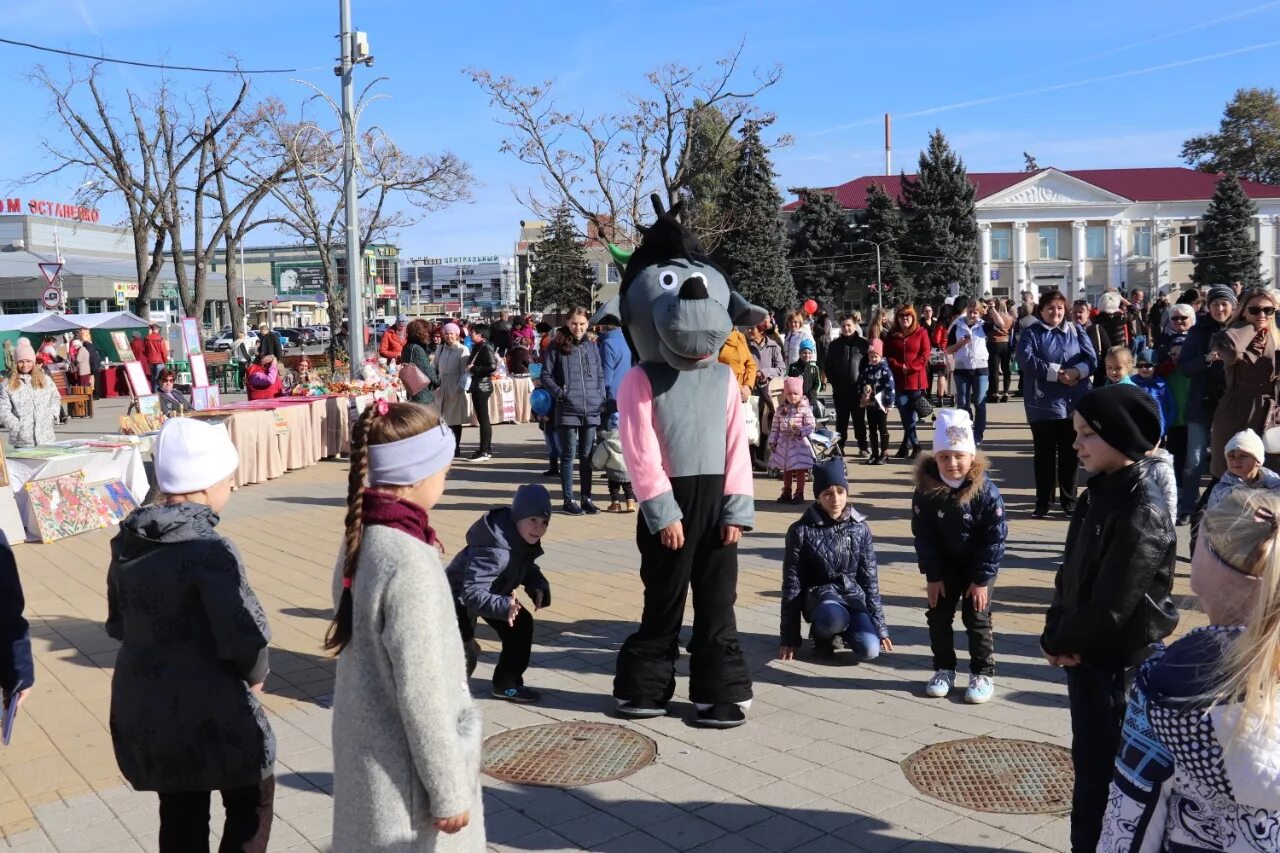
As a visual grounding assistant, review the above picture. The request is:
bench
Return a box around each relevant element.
[204,350,238,393]
[52,371,94,418]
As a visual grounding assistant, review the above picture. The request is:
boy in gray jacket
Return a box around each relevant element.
[448,484,552,703]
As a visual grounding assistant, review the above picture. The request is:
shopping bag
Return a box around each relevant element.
[743,395,761,446]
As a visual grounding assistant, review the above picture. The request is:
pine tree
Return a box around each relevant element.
[855,184,912,307]
[1193,174,1264,287]
[529,205,596,311]
[679,101,738,253]
[715,119,796,312]
[787,188,851,308]
[899,129,979,305]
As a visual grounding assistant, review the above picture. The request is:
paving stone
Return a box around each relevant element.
[736,812,825,850]
[543,809,631,849]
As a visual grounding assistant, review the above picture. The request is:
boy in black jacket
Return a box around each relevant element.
[447,484,553,703]
[1041,383,1178,853]
[912,409,1005,705]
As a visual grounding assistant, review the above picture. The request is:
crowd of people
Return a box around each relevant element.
[3,281,1280,852]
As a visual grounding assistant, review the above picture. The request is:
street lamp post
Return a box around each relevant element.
[853,236,890,312]
[338,0,366,370]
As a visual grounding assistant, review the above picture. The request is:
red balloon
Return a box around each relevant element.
[803,299,818,315]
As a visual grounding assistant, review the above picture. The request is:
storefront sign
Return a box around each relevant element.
[2,198,101,222]
[274,261,326,295]
[437,255,499,265]
[113,281,140,298]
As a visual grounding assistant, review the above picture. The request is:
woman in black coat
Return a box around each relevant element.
[539,307,606,514]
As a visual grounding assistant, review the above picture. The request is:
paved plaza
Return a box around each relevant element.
[0,400,1206,852]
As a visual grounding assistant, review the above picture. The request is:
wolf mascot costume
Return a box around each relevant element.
[596,195,766,728]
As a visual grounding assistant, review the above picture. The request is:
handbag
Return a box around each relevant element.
[742,395,761,446]
[912,393,934,420]
[459,373,472,393]
[398,363,431,397]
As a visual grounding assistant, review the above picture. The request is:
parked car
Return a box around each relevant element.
[277,328,314,349]
[303,325,330,343]
[206,330,259,352]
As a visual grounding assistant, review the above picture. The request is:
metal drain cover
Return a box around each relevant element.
[482,722,657,788]
[901,737,1073,814]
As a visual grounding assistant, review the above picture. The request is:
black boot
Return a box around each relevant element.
[893,441,910,459]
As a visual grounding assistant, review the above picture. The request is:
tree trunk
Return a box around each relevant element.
[223,234,244,336]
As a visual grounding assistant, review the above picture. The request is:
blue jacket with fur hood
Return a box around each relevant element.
[780,504,888,647]
[911,453,1007,587]
[446,508,551,621]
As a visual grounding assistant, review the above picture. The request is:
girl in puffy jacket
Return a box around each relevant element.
[769,377,816,503]
[540,308,606,515]
[778,458,891,661]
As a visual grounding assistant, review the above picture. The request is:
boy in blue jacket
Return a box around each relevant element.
[778,459,893,661]
[0,531,33,724]
[912,409,1006,704]
[447,484,552,703]
[1130,348,1173,441]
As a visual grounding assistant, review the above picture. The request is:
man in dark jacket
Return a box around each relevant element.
[1,532,32,725]
[1175,285,1235,523]
[446,485,552,703]
[489,310,512,357]
[1041,384,1178,853]
[256,323,283,362]
[824,314,870,457]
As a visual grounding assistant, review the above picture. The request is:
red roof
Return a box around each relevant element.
[781,167,1280,211]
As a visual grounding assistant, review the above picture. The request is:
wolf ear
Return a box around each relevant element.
[592,297,622,326]
[728,291,768,327]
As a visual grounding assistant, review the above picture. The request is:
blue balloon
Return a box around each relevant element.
[530,388,553,417]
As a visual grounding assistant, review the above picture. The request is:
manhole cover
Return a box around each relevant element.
[901,737,1073,814]
[482,722,657,788]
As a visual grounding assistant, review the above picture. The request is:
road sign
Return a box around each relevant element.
[990,270,1000,281]
[41,287,61,308]
[38,262,62,285]
[314,293,326,304]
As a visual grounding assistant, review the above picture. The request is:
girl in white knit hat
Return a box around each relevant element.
[1207,428,1280,510]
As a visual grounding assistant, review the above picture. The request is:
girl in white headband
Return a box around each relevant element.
[325,400,485,850]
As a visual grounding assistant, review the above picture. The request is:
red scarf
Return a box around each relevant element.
[363,489,440,549]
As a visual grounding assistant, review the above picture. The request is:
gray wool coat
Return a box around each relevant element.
[106,503,274,793]
[0,373,60,448]
[331,526,485,852]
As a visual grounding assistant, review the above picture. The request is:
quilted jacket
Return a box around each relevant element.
[1014,320,1098,423]
[911,454,1006,587]
[768,399,816,472]
[780,504,888,647]
[444,508,551,622]
[856,360,895,410]
[1041,458,1179,666]
[540,333,605,428]
[1099,626,1280,853]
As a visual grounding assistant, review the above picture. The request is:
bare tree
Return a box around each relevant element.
[468,42,786,243]
[259,81,474,359]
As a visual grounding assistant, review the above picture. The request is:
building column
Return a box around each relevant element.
[1012,221,1028,294]
[1257,215,1278,287]
[1108,219,1128,291]
[75,298,87,314]
[978,222,992,293]
[1154,218,1171,292]
[1072,220,1088,296]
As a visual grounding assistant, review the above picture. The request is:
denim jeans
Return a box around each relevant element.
[557,425,597,501]
[810,602,879,661]
[952,369,989,442]
[1179,420,1210,517]
[895,390,923,450]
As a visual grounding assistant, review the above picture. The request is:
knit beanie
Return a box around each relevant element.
[868,339,883,356]
[1098,291,1122,314]
[782,376,804,395]
[1136,348,1157,366]
[933,409,976,455]
[799,338,815,353]
[1074,384,1162,461]
[14,338,35,362]
[443,322,460,336]
[812,458,848,496]
[1226,429,1265,465]
[512,483,552,522]
[154,418,240,495]
[1207,285,1238,307]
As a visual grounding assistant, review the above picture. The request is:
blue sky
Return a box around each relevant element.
[1,0,1278,257]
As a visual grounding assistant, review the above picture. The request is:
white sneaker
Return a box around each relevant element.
[925,669,956,698]
[965,674,995,704]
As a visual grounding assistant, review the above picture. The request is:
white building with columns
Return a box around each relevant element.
[783,167,1280,304]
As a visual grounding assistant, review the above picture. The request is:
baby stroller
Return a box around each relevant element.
[807,428,841,465]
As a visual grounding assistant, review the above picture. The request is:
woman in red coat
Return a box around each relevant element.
[245,354,283,401]
[883,305,930,458]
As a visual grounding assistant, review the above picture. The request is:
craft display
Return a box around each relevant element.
[90,479,138,523]
[180,318,201,357]
[124,361,151,396]
[137,395,161,419]
[111,331,135,362]
[188,353,209,388]
[24,472,110,544]
[190,386,221,411]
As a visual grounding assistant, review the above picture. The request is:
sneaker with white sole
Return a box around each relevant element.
[964,674,995,704]
[924,669,956,698]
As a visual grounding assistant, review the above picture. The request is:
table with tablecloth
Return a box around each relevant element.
[97,365,133,398]
[205,397,349,486]
[469,375,534,426]
[7,445,149,541]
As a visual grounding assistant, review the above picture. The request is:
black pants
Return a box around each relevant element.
[608,478,636,502]
[832,389,867,452]
[614,475,752,706]
[456,602,533,691]
[1029,418,1078,509]
[1066,664,1132,853]
[157,776,274,853]
[450,424,463,457]
[987,342,1011,396]
[470,388,492,454]
[866,405,890,457]
[925,567,994,675]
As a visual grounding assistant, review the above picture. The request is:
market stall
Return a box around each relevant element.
[6,441,148,542]
[0,312,83,355]
[470,375,535,426]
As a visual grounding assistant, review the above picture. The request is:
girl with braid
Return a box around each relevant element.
[326,401,485,851]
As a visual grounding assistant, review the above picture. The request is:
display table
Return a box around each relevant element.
[198,396,351,487]
[469,376,534,426]
[7,446,148,541]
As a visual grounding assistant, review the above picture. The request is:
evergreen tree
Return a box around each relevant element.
[715,119,796,312]
[787,188,851,308]
[1182,88,1280,185]
[529,205,596,311]
[855,184,912,306]
[1193,174,1264,287]
[899,129,979,305]
[679,101,738,252]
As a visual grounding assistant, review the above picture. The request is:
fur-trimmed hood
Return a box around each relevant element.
[913,451,990,505]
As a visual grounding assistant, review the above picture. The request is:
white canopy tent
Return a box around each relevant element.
[62,311,150,330]
[0,312,83,334]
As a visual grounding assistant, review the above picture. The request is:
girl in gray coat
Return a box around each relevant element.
[326,401,483,851]
[0,339,60,448]
[107,418,274,852]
